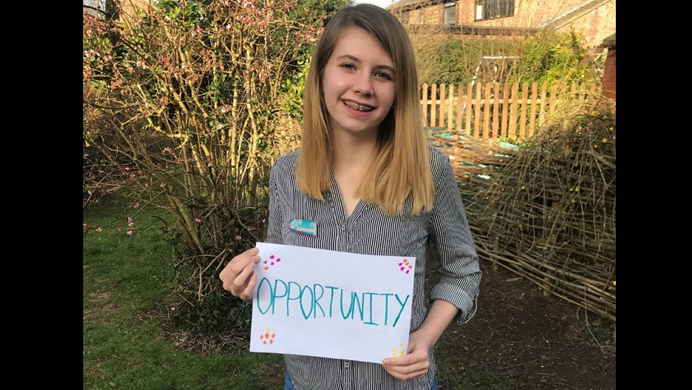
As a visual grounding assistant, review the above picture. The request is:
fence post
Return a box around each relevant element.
[430,84,437,128]
[538,82,548,128]
[421,83,428,127]
[439,83,446,127]
[528,82,538,138]
[447,84,454,131]
[465,83,473,134]
[509,82,518,140]
[456,83,463,134]
[492,83,500,140]
[519,82,529,139]
[471,83,480,138]
[501,82,510,139]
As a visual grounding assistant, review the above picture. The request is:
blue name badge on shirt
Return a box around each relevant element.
[289,218,317,236]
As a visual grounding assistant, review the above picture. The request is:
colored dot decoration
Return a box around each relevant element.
[262,254,282,271]
[259,327,277,345]
[391,343,405,356]
[398,259,413,274]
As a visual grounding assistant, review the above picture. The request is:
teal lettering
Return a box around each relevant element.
[256,278,410,328]
[287,281,301,316]
[364,292,379,326]
[339,289,354,319]
[325,286,338,317]
[300,284,313,319]
[381,293,394,326]
[392,294,410,328]
[312,284,326,318]
[256,277,273,315]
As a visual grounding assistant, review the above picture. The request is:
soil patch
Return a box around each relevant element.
[429,255,616,390]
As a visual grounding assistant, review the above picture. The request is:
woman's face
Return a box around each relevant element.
[322,27,396,139]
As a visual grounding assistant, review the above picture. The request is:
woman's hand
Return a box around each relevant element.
[381,330,431,381]
[219,247,261,301]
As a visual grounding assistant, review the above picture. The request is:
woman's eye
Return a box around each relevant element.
[340,63,355,70]
[375,71,392,80]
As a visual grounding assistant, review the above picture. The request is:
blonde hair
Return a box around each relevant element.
[295,4,434,216]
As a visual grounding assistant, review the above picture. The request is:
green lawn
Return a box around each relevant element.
[83,194,284,390]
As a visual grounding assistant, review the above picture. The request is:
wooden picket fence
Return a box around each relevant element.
[421,81,602,140]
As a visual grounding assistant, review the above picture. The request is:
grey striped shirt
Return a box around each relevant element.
[266,146,482,390]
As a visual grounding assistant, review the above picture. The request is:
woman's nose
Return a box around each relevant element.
[353,73,374,96]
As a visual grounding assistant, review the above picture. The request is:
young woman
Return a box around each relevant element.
[220,4,482,390]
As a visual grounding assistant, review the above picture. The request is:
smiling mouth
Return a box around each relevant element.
[343,101,374,112]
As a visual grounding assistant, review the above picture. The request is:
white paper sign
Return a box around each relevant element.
[249,242,416,364]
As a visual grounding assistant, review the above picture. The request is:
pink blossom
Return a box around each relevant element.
[95,227,102,233]
[195,218,201,223]
[127,230,133,236]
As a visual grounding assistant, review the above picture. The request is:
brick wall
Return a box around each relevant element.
[395,0,615,50]
[602,48,616,100]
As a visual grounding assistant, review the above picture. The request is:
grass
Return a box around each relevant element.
[83,193,285,390]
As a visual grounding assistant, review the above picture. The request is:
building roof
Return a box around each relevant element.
[537,0,612,30]
[388,0,445,12]
[601,33,616,48]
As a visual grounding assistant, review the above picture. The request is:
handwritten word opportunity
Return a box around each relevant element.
[256,277,410,328]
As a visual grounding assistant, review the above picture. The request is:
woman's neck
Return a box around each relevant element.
[331,133,377,219]
[331,129,378,169]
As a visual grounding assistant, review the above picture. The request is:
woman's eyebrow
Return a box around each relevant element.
[334,54,359,62]
[334,54,395,73]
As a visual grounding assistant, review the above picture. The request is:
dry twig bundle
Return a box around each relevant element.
[430,103,616,323]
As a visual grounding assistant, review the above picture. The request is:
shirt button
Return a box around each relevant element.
[341,224,345,231]
[344,361,350,369]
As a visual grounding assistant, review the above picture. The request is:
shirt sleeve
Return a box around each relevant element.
[428,149,483,324]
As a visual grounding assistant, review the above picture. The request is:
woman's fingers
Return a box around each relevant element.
[220,248,260,299]
[240,273,258,301]
[234,261,258,300]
